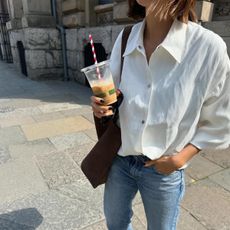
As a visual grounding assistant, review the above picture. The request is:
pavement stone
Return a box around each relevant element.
[201,148,230,168]
[133,202,147,227]
[32,111,65,122]
[0,98,45,109]
[82,113,95,124]
[83,128,98,142]
[0,218,34,230]
[38,102,81,113]
[9,139,56,160]
[65,143,97,166]
[186,154,223,180]
[0,180,104,230]
[0,126,26,146]
[209,168,230,192]
[61,107,92,118]
[177,208,207,230]
[0,106,42,119]
[184,172,196,185]
[181,179,230,230]
[0,116,35,128]
[49,132,93,151]
[0,158,48,203]
[0,146,11,165]
[21,116,94,141]
[36,150,85,189]
[80,220,108,230]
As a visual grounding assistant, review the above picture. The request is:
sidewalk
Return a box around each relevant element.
[0,61,229,230]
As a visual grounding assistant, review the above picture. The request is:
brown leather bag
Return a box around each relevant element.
[80,26,133,188]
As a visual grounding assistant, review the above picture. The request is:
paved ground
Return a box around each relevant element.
[0,61,229,230]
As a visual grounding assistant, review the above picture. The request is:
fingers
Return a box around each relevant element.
[144,159,157,167]
[90,96,113,118]
[90,96,105,104]
[144,156,169,167]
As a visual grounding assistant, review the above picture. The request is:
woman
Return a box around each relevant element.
[91,0,230,229]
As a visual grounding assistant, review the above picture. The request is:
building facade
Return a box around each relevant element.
[0,0,229,85]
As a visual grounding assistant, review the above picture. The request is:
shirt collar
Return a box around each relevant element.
[123,18,188,63]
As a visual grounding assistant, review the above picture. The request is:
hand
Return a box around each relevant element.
[144,155,186,175]
[90,96,113,118]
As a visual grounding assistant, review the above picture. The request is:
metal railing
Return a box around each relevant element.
[0,13,13,63]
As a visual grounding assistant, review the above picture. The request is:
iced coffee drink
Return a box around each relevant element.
[81,61,117,105]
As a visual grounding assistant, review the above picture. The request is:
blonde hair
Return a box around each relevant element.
[129,0,198,23]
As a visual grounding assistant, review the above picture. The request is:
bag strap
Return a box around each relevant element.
[120,26,133,80]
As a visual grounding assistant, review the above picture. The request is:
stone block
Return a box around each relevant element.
[48,29,61,50]
[209,168,230,192]
[36,150,84,188]
[195,1,214,22]
[32,111,65,123]
[96,10,113,26]
[7,0,23,19]
[213,0,230,20]
[201,147,230,168]
[62,0,85,14]
[0,126,26,146]
[38,102,81,114]
[6,19,22,31]
[63,12,85,28]
[95,3,114,13]
[22,0,52,15]
[67,51,78,69]
[66,29,77,50]
[203,20,230,36]
[26,67,64,80]
[21,116,94,141]
[26,50,46,69]
[74,69,87,85]
[21,15,56,28]
[0,158,48,203]
[24,28,49,50]
[0,180,104,229]
[0,116,35,128]
[186,154,222,180]
[9,30,25,48]
[46,50,63,68]
[0,146,10,165]
[181,179,230,229]
[177,208,207,230]
[49,131,93,151]
[79,26,112,54]
[113,1,133,23]
[9,139,56,160]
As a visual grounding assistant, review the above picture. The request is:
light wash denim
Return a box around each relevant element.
[104,155,185,230]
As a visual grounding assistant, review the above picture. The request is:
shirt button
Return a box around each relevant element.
[138,45,142,49]
[141,120,145,124]
[147,84,151,88]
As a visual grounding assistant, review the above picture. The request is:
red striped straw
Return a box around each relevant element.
[89,34,102,79]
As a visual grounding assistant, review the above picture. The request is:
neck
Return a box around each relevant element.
[144,12,174,44]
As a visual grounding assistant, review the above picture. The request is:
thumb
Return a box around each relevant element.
[116,89,122,97]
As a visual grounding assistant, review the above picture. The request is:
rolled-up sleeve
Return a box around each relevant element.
[190,48,230,150]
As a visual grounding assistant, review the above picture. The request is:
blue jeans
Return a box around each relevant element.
[104,155,185,230]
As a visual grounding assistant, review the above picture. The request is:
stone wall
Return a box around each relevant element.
[66,24,124,84]
[9,28,63,80]
[213,0,230,20]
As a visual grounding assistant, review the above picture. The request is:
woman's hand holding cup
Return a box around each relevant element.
[90,96,114,118]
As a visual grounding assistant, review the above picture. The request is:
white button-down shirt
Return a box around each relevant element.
[109,19,230,161]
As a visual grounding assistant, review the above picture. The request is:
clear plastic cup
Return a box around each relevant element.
[81,60,117,105]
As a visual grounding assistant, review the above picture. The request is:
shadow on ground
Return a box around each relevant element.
[0,208,43,229]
